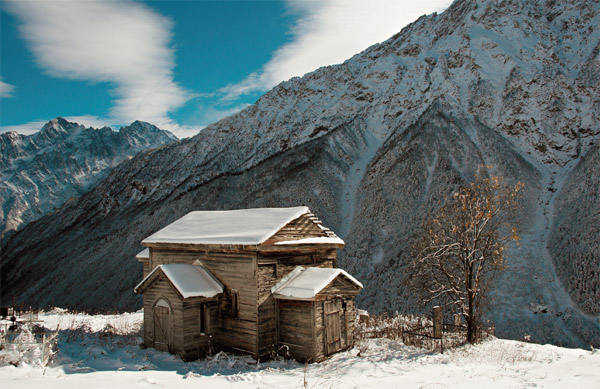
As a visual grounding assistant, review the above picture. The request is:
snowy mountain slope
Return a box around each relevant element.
[0,118,177,238]
[1,0,598,348]
[548,142,600,315]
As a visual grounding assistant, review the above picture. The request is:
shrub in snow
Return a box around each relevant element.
[0,325,57,367]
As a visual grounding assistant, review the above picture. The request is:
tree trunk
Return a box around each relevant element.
[467,263,476,343]
[467,292,475,343]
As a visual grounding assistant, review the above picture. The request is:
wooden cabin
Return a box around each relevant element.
[134,206,362,362]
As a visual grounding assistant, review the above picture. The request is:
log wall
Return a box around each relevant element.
[344,298,357,349]
[150,248,259,356]
[138,258,150,278]
[313,300,326,360]
[256,249,336,357]
[261,214,328,245]
[278,300,315,362]
[141,212,350,362]
[321,277,362,295]
[142,277,184,356]
[181,298,219,361]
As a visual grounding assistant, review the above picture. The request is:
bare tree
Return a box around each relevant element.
[410,168,523,342]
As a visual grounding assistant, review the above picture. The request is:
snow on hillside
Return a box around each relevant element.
[1,310,599,388]
[1,0,598,349]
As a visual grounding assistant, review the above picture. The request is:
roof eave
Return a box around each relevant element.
[273,294,316,301]
[142,241,260,252]
[258,243,344,252]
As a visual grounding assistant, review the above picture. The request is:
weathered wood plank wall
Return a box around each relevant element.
[256,249,336,357]
[142,277,183,355]
[278,300,314,362]
[150,248,259,355]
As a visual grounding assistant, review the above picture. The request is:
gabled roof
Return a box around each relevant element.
[136,248,150,259]
[271,266,363,301]
[134,264,223,299]
[142,207,310,246]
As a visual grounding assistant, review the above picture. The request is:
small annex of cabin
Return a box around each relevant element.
[134,263,223,360]
[272,266,362,362]
[134,206,362,362]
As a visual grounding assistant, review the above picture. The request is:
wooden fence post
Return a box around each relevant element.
[453,314,461,330]
[433,306,443,354]
[433,306,442,338]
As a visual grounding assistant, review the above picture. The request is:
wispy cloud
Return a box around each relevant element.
[0,116,123,137]
[0,78,16,98]
[0,120,48,136]
[4,0,193,125]
[221,0,452,100]
[0,115,203,140]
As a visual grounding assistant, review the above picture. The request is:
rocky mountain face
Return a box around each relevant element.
[1,0,598,347]
[0,118,177,238]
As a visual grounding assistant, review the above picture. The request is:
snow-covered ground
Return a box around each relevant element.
[1,310,598,388]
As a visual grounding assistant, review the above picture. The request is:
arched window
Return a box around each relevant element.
[155,298,171,309]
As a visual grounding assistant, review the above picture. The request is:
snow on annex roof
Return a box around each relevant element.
[134,264,223,299]
[135,248,149,259]
[271,266,363,300]
[143,206,316,246]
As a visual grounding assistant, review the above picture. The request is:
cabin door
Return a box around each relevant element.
[324,299,346,354]
[153,298,172,352]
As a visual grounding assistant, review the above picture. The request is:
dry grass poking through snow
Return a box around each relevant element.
[1,309,599,389]
[354,311,491,354]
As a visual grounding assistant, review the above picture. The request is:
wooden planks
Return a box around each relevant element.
[324,299,343,354]
[320,277,362,296]
[138,209,354,362]
[180,299,219,360]
[142,278,183,354]
[256,248,335,358]
[148,247,260,356]
[138,258,150,278]
[261,214,328,246]
[278,299,314,362]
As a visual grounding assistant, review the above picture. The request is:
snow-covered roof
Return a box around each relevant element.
[134,264,223,299]
[272,266,363,300]
[142,207,310,245]
[135,248,149,259]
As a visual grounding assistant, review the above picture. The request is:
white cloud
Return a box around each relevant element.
[0,116,122,136]
[4,0,193,125]
[162,124,204,140]
[0,120,48,136]
[0,114,204,140]
[221,0,452,100]
[0,78,16,98]
[154,103,249,139]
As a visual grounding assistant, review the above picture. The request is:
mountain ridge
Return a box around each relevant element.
[0,118,177,237]
[1,0,598,348]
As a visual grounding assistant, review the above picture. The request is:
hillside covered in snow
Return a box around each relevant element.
[0,118,177,238]
[1,0,598,349]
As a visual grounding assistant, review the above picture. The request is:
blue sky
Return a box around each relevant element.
[1,0,451,139]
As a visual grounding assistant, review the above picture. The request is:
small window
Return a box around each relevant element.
[155,298,171,309]
[231,290,239,318]
[200,304,210,335]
